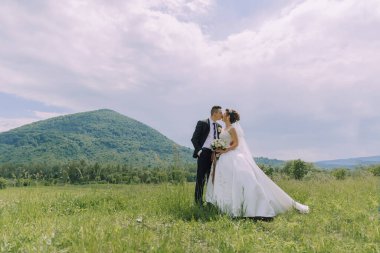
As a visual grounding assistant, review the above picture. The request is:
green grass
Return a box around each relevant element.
[0,178,379,252]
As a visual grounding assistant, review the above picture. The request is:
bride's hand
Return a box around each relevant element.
[217,148,228,154]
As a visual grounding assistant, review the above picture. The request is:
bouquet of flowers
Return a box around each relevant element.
[210,139,226,184]
[211,139,227,151]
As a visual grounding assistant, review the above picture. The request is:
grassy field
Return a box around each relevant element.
[0,177,379,252]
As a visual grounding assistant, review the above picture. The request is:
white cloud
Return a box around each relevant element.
[0,111,67,133]
[32,111,65,119]
[148,0,215,16]
[0,118,37,132]
[0,0,379,160]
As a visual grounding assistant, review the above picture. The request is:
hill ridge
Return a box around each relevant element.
[0,109,192,165]
[315,155,380,169]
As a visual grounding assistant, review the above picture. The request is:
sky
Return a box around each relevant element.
[1,0,379,162]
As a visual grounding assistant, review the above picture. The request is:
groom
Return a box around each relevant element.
[191,105,223,206]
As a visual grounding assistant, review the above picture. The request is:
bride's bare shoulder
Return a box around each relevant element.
[227,127,237,134]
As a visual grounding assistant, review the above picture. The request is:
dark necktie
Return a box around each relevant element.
[213,123,217,139]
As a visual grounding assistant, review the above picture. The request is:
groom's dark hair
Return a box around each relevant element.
[211,105,222,115]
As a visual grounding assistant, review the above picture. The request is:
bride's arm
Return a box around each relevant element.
[220,128,239,153]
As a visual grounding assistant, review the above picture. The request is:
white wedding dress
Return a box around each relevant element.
[206,123,309,217]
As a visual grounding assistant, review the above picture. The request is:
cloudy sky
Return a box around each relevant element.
[1,0,379,162]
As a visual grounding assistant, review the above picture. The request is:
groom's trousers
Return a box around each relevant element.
[195,147,213,205]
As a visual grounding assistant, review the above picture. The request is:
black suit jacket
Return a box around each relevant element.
[191,119,222,158]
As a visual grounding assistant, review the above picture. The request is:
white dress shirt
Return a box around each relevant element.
[198,118,218,156]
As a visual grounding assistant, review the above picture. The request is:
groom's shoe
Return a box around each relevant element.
[195,200,204,207]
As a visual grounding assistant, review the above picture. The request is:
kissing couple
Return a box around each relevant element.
[191,105,309,218]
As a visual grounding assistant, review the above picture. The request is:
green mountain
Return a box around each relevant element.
[0,109,193,166]
[254,157,286,167]
[315,156,380,169]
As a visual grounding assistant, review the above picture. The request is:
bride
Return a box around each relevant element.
[206,109,309,217]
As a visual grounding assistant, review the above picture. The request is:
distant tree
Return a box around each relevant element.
[332,168,347,180]
[169,168,186,184]
[156,170,169,183]
[0,177,7,189]
[370,165,380,176]
[258,164,274,177]
[131,176,141,184]
[283,159,310,180]
[66,161,84,183]
[140,171,152,183]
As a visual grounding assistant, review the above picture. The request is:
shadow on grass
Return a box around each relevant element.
[160,184,274,223]
[168,202,222,222]
[166,201,274,223]
[234,216,274,222]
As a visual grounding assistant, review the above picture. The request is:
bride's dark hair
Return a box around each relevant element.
[226,109,240,123]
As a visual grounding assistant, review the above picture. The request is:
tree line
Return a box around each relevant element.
[0,159,379,189]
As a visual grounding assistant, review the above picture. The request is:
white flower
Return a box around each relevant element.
[211,139,227,150]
